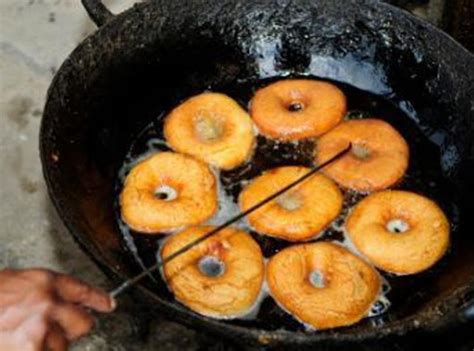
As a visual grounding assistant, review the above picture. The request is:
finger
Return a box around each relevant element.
[51,303,94,340]
[54,274,115,312]
[44,324,68,351]
[19,314,49,346]
[20,269,56,286]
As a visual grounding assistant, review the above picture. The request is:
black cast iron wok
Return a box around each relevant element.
[40,0,474,348]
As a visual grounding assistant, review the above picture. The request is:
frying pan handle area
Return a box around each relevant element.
[81,0,115,27]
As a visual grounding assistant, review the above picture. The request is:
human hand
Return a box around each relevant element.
[0,268,115,351]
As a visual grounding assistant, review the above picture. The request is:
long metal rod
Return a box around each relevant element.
[110,143,352,298]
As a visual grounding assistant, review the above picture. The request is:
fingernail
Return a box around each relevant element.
[110,296,117,311]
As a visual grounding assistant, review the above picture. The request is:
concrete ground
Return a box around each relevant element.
[0,0,446,350]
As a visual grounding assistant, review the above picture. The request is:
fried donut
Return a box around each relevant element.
[250,79,346,140]
[346,190,450,275]
[267,242,381,329]
[239,166,343,241]
[164,92,255,170]
[161,226,265,318]
[315,119,409,192]
[120,152,217,233]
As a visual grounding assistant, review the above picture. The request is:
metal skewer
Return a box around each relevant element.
[109,143,352,298]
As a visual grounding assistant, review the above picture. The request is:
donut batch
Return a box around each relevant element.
[119,79,450,330]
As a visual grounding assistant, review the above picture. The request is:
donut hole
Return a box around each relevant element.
[386,219,410,233]
[352,143,372,160]
[276,192,302,211]
[154,185,178,201]
[369,297,391,317]
[287,101,305,112]
[198,256,225,278]
[309,270,325,288]
[194,113,224,141]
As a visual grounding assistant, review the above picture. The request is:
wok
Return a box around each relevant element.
[40,0,474,348]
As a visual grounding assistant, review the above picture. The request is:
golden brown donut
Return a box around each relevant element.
[315,119,409,192]
[250,79,346,140]
[161,226,265,318]
[120,152,217,233]
[164,92,255,170]
[346,190,450,275]
[239,166,343,241]
[267,242,381,329]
